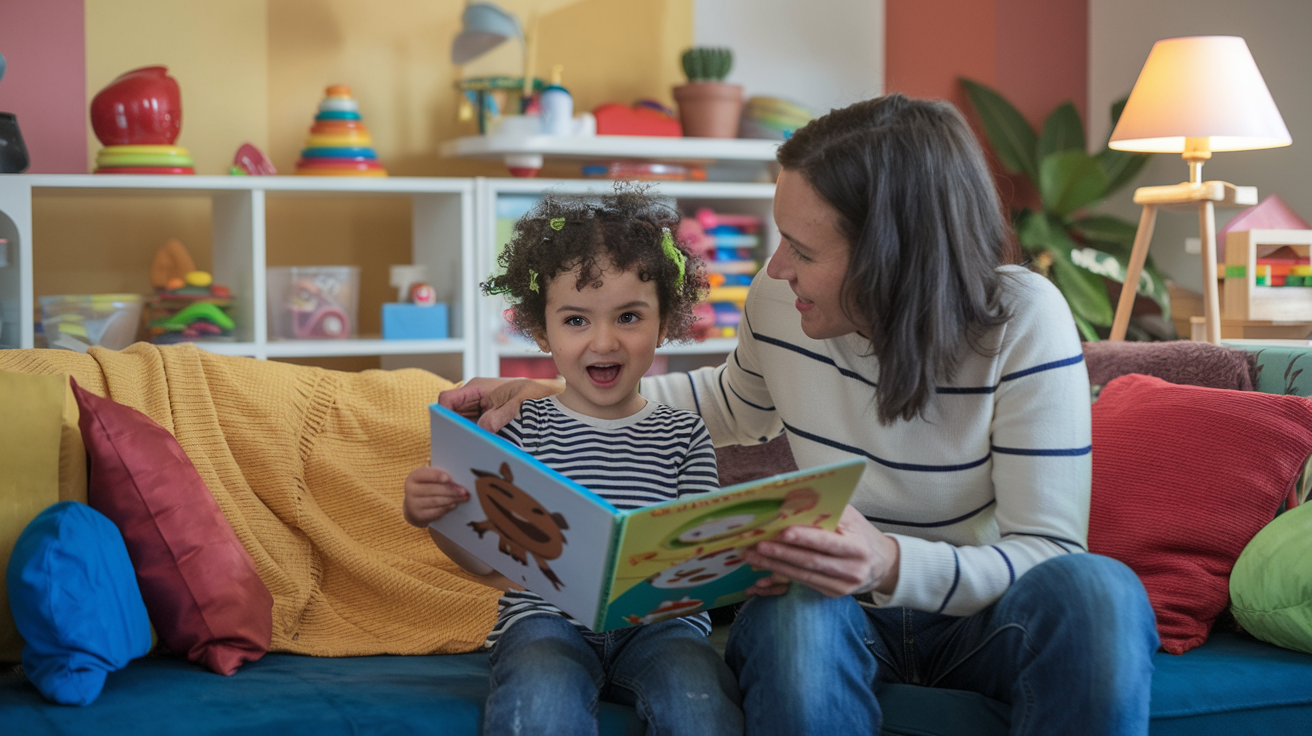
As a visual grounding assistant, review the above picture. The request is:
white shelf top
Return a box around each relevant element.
[8,174,473,195]
[264,337,467,358]
[442,135,780,164]
[484,177,776,200]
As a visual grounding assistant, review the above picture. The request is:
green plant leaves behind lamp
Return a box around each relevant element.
[961,78,1162,341]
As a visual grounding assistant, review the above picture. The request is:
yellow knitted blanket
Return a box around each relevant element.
[0,344,498,656]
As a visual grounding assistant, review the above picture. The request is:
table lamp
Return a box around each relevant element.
[1107,36,1291,344]
[450,2,537,101]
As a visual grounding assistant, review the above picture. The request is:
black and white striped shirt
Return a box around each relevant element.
[485,396,719,646]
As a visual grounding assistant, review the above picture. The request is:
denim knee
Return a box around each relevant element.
[1001,554,1158,653]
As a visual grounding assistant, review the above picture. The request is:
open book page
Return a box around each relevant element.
[427,404,619,625]
[597,459,866,631]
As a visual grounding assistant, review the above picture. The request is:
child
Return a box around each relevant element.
[403,188,744,736]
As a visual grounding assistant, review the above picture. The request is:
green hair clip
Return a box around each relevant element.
[550,217,566,230]
[528,269,540,293]
[661,228,686,289]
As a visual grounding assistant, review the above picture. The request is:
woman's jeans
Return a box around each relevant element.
[484,615,744,736]
[725,554,1159,736]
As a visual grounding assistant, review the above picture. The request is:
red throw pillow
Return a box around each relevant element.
[1089,373,1312,654]
[72,379,272,675]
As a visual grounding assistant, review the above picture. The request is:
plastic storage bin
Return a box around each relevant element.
[40,294,144,352]
[267,266,359,340]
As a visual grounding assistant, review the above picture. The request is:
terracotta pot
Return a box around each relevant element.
[673,82,744,139]
[91,66,182,146]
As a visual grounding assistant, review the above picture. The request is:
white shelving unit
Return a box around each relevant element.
[475,177,778,377]
[0,174,776,381]
[0,175,476,377]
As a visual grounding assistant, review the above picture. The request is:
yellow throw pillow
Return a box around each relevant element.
[0,371,83,663]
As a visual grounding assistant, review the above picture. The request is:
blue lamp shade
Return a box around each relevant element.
[451,2,523,65]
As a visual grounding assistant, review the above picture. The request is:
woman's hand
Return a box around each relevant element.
[743,504,900,598]
[438,377,564,432]
[402,466,470,528]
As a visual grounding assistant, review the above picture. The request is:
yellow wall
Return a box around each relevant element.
[85,0,269,174]
[37,0,692,366]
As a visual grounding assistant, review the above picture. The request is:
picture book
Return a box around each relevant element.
[428,403,866,632]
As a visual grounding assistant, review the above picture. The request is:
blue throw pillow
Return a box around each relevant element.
[6,501,151,705]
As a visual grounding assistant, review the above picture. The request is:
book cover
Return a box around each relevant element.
[428,403,864,631]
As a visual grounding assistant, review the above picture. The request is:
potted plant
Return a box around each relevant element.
[960,79,1167,341]
[673,48,743,139]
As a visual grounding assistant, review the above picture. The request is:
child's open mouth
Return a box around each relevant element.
[586,363,621,386]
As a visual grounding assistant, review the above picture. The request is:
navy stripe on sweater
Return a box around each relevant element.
[992,444,1092,457]
[784,421,991,473]
[936,548,962,614]
[864,499,996,529]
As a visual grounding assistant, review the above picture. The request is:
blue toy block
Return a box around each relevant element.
[382,303,448,340]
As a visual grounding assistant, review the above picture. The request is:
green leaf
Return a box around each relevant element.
[1050,249,1114,326]
[1073,313,1101,342]
[1039,151,1108,218]
[960,78,1039,183]
[1015,209,1051,253]
[1066,244,1172,318]
[1097,148,1152,198]
[1070,214,1138,248]
[1037,102,1085,162]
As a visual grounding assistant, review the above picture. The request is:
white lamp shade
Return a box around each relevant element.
[1109,36,1291,153]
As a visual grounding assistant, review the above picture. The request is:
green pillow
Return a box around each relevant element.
[1231,501,1312,654]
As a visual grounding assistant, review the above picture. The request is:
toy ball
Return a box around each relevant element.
[184,271,213,288]
[409,282,438,307]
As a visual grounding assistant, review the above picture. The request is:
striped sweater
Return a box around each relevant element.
[485,396,719,645]
[641,265,1092,617]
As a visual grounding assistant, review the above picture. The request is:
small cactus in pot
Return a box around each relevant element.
[681,48,733,83]
[673,47,743,138]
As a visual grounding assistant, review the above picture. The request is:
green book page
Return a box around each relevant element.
[595,458,865,631]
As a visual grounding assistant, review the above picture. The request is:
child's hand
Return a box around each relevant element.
[403,467,470,528]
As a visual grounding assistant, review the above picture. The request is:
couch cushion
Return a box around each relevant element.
[73,378,273,676]
[6,501,151,706]
[0,370,81,664]
[1088,374,1312,654]
[1230,501,1312,655]
[1,632,1308,735]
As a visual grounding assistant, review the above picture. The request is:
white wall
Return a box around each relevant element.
[1090,0,1312,293]
[693,0,884,116]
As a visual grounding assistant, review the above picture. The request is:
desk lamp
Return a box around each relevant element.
[1108,36,1290,343]
[451,2,537,101]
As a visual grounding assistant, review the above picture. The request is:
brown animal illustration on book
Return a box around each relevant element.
[468,461,569,590]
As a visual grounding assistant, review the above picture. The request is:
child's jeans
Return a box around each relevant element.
[725,553,1159,736]
[484,614,744,736]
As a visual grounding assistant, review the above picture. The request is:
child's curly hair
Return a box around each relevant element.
[482,186,708,342]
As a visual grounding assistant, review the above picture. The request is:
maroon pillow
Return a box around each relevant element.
[1089,373,1312,654]
[72,379,272,675]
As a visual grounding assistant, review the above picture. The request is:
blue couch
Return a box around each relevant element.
[4,341,1312,734]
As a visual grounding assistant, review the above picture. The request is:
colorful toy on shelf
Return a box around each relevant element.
[91,67,194,175]
[593,102,682,137]
[382,264,447,340]
[230,142,276,175]
[581,162,705,181]
[294,85,387,177]
[456,76,546,134]
[739,96,814,140]
[267,266,358,340]
[539,66,574,136]
[686,208,762,339]
[144,239,235,344]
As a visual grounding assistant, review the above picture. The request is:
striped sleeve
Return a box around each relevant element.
[643,275,784,447]
[677,419,720,497]
[876,274,1092,616]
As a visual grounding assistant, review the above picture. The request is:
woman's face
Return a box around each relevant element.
[767,169,861,340]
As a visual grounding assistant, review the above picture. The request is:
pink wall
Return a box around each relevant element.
[885,0,1088,210]
[0,0,87,174]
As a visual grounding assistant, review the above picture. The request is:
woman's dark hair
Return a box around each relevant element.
[777,93,1014,425]
[481,186,707,342]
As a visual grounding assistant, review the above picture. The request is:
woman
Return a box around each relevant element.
[444,94,1159,736]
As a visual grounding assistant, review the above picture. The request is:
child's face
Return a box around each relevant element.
[535,259,665,420]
